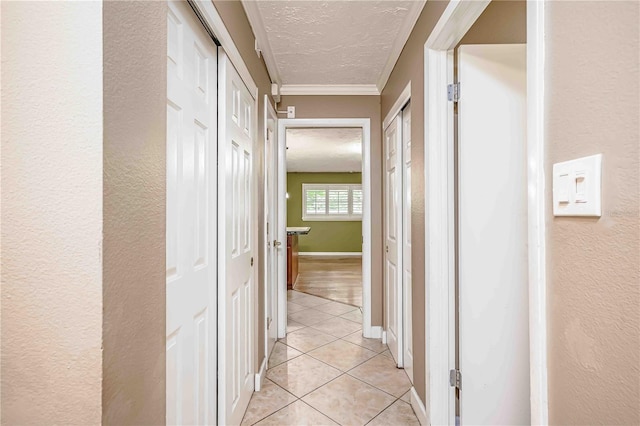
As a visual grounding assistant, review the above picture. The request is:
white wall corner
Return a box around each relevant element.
[364,325,383,339]
[410,387,429,426]
[271,83,280,103]
[255,357,267,391]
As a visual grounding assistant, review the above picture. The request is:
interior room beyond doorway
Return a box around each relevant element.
[285,127,364,308]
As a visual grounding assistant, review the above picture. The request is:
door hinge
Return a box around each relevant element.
[449,369,462,389]
[267,317,272,330]
[447,83,460,102]
[251,257,254,267]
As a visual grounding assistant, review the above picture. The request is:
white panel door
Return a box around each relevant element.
[384,115,403,367]
[401,103,413,382]
[264,97,278,358]
[218,51,255,426]
[166,1,217,424]
[458,44,529,425]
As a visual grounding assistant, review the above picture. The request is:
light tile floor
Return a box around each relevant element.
[242,290,419,426]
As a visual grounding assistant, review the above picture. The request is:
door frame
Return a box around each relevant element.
[381,82,411,370]
[263,94,278,373]
[422,1,548,425]
[276,118,373,338]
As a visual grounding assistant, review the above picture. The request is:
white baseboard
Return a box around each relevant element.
[299,252,362,257]
[363,325,383,339]
[255,357,267,391]
[410,386,429,426]
[382,330,388,345]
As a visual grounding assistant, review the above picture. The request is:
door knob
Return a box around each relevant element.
[274,240,282,247]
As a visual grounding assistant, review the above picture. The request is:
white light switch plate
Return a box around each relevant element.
[552,154,602,217]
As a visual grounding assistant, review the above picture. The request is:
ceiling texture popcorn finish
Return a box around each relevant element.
[243,0,426,94]
[286,128,363,172]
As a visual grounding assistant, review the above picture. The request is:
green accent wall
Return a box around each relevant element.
[287,172,362,253]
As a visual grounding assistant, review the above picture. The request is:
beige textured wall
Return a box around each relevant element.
[1,2,103,423]
[459,0,526,45]
[546,2,640,424]
[279,95,383,326]
[213,0,274,368]
[380,0,450,405]
[102,2,167,424]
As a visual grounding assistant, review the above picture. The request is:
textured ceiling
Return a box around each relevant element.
[286,128,363,172]
[254,1,415,85]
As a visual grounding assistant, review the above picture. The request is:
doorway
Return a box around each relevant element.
[286,127,363,308]
[275,119,374,339]
[423,1,546,424]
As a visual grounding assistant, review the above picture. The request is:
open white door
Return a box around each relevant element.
[264,96,278,359]
[383,115,403,367]
[458,44,529,425]
[218,51,256,425]
[401,103,413,382]
[166,1,217,424]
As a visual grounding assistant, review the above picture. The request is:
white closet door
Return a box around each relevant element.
[218,51,256,426]
[384,115,403,367]
[166,1,217,424]
[458,44,529,425]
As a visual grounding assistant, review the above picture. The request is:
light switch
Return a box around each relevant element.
[558,173,570,203]
[574,171,587,203]
[553,154,602,217]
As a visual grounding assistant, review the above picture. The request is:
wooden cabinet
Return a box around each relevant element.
[287,234,299,289]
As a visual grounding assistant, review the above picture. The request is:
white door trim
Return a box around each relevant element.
[423,1,490,425]
[383,113,404,367]
[189,0,259,99]
[423,0,548,425]
[382,81,411,130]
[526,1,549,423]
[260,94,278,391]
[276,118,373,338]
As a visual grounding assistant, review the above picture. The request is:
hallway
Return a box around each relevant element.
[241,290,417,425]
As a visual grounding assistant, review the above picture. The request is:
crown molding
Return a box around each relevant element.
[280,84,380,96]
[241,0,282,86]
[377,0,427,92]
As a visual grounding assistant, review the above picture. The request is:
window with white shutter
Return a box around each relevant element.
[302,183,363,221]
[352,189,363,215]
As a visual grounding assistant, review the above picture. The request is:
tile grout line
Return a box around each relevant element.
[362,396,402,426]
[254,294,413,425]
[244,379,301,425]
[271,339,406,416]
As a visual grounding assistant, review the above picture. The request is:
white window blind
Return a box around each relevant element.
[302,183,363,221]
[352,189,363,215]
[305,188,326,215]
